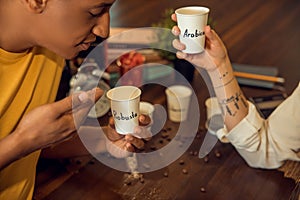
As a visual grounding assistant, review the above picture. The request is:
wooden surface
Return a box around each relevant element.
[34,0,300,199]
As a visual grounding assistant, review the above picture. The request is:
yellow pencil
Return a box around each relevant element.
[233,71,285,83]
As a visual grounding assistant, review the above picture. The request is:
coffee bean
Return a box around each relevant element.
[88,159,95,165]
[215,150,221,158]
[182,169,188,174]
[161,132,169,138]
[204,156,209,163]
[124,179,131,185]
[163,172,169,177]
[179,159,185,165]
[139,178,145,183]
[150,145,156,150]
[200,187,206,193]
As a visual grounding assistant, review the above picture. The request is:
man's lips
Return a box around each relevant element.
[79,42,91,51]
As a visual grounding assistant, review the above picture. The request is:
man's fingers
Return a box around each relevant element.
[51,88,103,116]
[73,87,103,110]
[125,135,145,149]
[138,114,151,126]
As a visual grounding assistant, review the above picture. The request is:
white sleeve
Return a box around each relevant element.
[219,83,300,169]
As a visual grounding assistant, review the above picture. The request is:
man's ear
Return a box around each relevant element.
[24,0,48,13]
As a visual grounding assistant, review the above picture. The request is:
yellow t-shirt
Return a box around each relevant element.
[0,47,64,200]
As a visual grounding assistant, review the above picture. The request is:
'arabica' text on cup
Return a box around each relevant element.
[183,29,205,38]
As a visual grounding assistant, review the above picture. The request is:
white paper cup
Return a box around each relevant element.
[175,6,210,54]
[140,101,155,120]
[106,86,141,135]
[165,85,192,122]
[140,101,155,132]
[205,97,222,120]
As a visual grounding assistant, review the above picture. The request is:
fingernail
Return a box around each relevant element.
[172,27,179,35]
[78,92,88,102]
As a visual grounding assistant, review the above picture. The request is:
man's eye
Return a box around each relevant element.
[90,11,102,17]
[89,7,109,17]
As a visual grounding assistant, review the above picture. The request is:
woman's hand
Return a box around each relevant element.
[104,115,152,158]
[171,13,229,71]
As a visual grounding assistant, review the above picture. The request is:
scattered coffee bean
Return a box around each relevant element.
[182,169,188,174]
[200,187,206,193]
[124,179,131,185]
[88,159,95,165]
[204,156,209,163]
[179,159,185,165]
[163,172,169,177]
[166,138,172,142]
[159,139,164,144]
[215,150,221,158]
[150,145,156,150]
[162,129,167,133]
[167,127,172,131]
[161,132,169,138]
[139,178,145,183]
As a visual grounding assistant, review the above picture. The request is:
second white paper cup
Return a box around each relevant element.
[106,86,141,135]
[205,97,222,120]
[140,101,155,120]
[140,101,155,132]
[165,85,192,122]
[175,6,209,54]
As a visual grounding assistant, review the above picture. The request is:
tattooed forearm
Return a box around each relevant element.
[219,90,248,117]
[214,76,235,88]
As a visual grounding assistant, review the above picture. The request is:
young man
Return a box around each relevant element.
[0,0,149,199]
[172,14,300,169]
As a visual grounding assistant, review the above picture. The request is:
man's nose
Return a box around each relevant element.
[92,12,110,38]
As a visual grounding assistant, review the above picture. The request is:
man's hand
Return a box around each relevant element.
[104,115,152,158]
[15,88,103,152]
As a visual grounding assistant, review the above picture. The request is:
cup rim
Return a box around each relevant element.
[175,6,210,16]
[165,85,192,98]
[140,101,155,112]
[106,85,141,102]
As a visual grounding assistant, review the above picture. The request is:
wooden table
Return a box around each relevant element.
[34,0,300,199]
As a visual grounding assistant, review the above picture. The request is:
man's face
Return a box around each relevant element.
[35,0,115,59]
